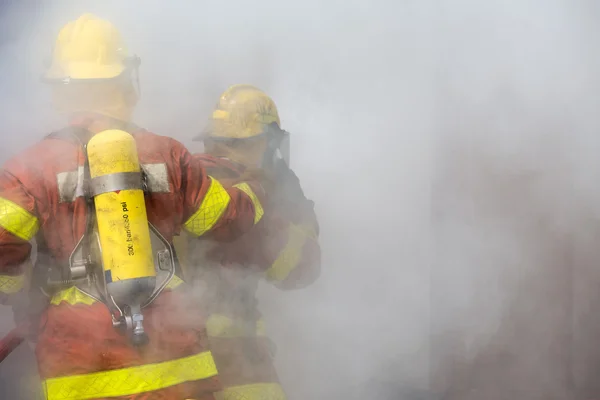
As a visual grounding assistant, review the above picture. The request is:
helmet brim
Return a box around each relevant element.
[43,62,125,81]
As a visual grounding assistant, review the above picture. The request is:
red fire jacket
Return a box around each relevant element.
[0,116,267,399]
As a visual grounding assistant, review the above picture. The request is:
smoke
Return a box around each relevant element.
[430,2,600,399]
[0,0,599,399]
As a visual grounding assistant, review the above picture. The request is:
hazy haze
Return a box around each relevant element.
[0,1,599,399]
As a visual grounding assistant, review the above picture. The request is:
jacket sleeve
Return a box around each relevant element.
[0,162,39,304]
[176,141,266,242]
[257,167,321,290]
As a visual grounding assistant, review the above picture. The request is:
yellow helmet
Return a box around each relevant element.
[44,13,137,81]
[200,84,281,140]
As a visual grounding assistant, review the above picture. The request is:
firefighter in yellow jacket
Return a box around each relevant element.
[174,84,321,399]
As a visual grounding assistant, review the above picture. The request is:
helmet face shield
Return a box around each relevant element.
[262,123,290,169]
[278,130,290,167]
[46,56,141,122]
[202,123,291,169]
[203,134,268,168]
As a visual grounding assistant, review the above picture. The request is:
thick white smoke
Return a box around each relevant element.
[430,2,600,399]
[0,1,599,399]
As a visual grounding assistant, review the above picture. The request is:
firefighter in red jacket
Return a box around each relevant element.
[0,15,268,400]
[174,84,321,400]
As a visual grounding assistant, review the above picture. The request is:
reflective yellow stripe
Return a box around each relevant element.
[43,350,218,400]
[50,287,96,306]
[165,275,184,290]
[0,196,39,241]
[265,224,316,282]
[212,109,229,120]
[233,182,264,224]
[184,176,231,237]
[50,277,183,307]
[207,314,266,338]
[215,383,287,400]
[0,274,24,294]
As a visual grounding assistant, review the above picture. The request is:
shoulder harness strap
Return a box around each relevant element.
[45,126,150,194]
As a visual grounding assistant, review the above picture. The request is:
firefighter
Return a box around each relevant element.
[173,84,321,400]
[0,15,269,400]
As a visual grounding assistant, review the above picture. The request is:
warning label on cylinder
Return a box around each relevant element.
[122,201,135,256]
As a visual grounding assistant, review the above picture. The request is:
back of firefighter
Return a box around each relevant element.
[0,15,268,400]
[173,84,321,400]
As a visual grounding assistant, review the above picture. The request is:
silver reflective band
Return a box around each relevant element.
[57,166,85,203]
[91,172,143,196]
[141,163,170,193]
[58,163,171,203]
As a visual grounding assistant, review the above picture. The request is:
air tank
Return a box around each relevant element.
[87,129,156,345]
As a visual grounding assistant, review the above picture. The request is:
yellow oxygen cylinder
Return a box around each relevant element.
[87,129,156,345]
